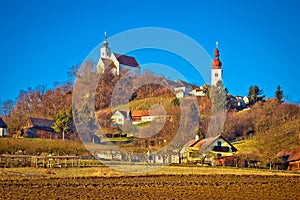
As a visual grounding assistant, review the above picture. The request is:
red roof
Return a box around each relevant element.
[212,48,222,69]
[132,110,150,117]
[276,147,300,162]
[98,110,113,117]
[113,53,140,68]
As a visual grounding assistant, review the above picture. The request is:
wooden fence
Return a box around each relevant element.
[0,155,81,168]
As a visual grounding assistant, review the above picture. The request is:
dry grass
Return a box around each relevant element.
[1,165,299,180]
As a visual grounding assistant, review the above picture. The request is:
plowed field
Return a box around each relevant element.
[0,174,299,199]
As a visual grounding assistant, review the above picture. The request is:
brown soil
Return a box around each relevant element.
[0,174,299,199]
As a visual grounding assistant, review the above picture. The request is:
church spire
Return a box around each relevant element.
[212,41,222,69]
[100,31,111,59]
[211,41,223,86]
[103,32,109,47]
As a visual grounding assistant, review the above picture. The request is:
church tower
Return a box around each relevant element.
[100,32,111,58]
[211,41,223,86]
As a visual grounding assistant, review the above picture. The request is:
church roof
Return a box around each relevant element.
[212,47,222,69]
[101,58,116,68]
[0,117,7,128]
[112,53,140,68]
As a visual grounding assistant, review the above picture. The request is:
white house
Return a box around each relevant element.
[111,110,131,126]
[131,110,166,125]
[0,117,8,137]
[174,80,194,98]
[190,85,208,97]
[96,32,140,75]
[174,80,207,98]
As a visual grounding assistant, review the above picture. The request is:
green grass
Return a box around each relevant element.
[129,97,174,111]
[136,122,151,127]
[100,137,133,142]
[232,139,258,155]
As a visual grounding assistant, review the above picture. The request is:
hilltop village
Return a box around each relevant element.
[0,34,299,171]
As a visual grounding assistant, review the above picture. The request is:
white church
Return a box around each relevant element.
[96,33,141,75]
[174,41,223,98]
[211,41,223,86]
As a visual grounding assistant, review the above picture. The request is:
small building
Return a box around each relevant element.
[276,147,300,171]
[21,117,58,139]
[181,134,238,165]
[111,110,131,126]
[174,80,207,98]
[174,80,194,98]
[0,117,8,137]
[190,85,208,97]
[131,110,166,125]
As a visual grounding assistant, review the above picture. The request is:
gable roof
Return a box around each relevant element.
[184,134,237,152]
[176,80,198,91]
[98,110,113,117]
[29,117,55,131]
[112,53,140,68]
[113,110,128,118]
[101,58,116,68]
[132,110,151,117]
[0,117,7,128]
[276,147,300,162]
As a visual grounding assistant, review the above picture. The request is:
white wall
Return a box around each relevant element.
[0,127,8,137]
[111,111,125,125]
[211,68,222,86]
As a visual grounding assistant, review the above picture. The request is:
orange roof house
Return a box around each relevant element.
[181,134,237,165]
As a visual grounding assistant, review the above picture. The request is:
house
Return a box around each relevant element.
[174,80,194,98]
[190,85,208,97]
[276,147,300,171]
[111,110,131,126]
[0,117,8,137]
[96,32,140,75]
[174,80,207,98]
[131,110,166,125]
[180,134,238,165]
[21,117,58,139]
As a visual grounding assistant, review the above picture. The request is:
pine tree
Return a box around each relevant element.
[247,85,265,105]
[52,108,73,140]
[275,85,284,104]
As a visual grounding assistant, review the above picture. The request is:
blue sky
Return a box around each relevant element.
[0,0,299,104]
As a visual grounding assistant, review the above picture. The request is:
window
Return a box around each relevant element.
[150,140,155,146]
[215,73,218,77]
[217,141,222,146]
